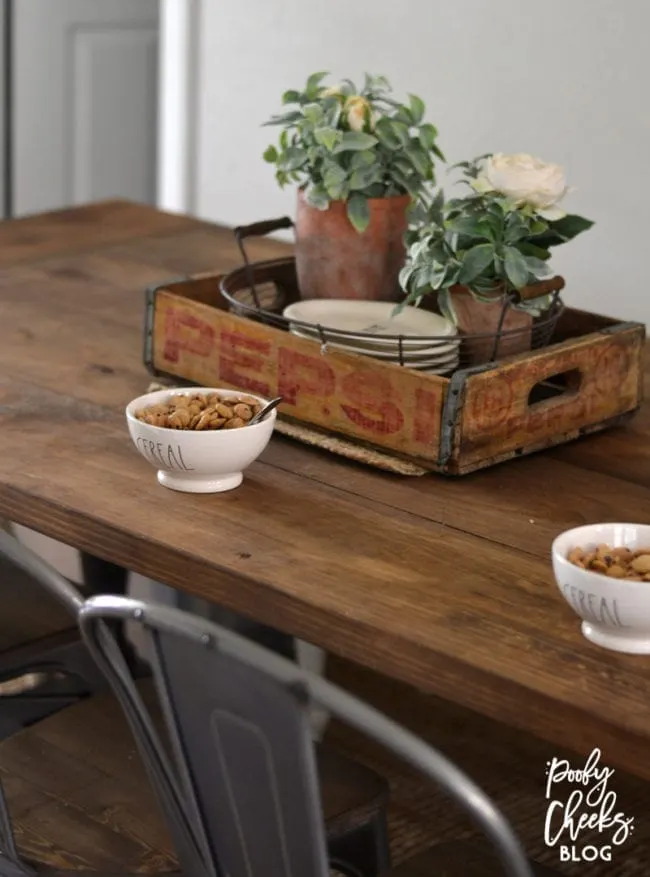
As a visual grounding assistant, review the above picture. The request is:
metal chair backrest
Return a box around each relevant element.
[80,594,536,877]
[0,529,84,616]
[0,534,208,877]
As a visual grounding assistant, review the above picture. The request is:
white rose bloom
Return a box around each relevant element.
[474,153,569,220]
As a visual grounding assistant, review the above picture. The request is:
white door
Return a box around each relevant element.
[13,0,159,216]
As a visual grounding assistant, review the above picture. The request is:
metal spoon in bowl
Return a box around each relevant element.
[249,396,283,426]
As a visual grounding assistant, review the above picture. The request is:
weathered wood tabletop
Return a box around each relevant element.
[1,200,650,779]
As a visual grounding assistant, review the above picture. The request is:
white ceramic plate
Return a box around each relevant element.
[283,299,455,347]
[289,326,460,360]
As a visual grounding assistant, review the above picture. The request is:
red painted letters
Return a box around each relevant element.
[219,329,272,396]
[278,349,335,406]
[340,371,404,436]
[163,308,215,363]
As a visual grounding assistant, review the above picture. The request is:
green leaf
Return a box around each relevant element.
[405,144,432,178]
[363,73,391,95]
[418,123,438,151]
[529,219,548,235]
[504,246,530,289]
[546,213,595,242]
[408,94,425,125]
[279,147,307,171]
[504,212,532,243]
[374,117,401,149]
[346,193,370,233]
[458,243,495,284]
[524,256,552,279]
[432,144,446,162]
[282,89,301,105]
[263,145,278,163]
[394,106,414,126]
[517,242,551,260]
[349,164,381,191]
[391,167,421,199]
[279,129,289,150]
[429,189,445,225]
[263,110,303,127]
[303,102,324,124]
[305,184,329,210]
[350,150,376,169]
[338,78,357,96]
[438,289,459,326]
[333,132,379,153]
[389,121,410,147]
[306,71,329,95]
[314,127,340,151]
[446,216,492,240]
[323,164,348,200]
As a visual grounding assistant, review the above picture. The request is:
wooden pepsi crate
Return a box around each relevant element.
[143,272,645,475]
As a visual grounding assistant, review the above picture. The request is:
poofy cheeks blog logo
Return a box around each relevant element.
[544,748,634,864]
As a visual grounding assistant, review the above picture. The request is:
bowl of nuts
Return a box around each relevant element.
[552,523,650,654]
[125,387,277,493]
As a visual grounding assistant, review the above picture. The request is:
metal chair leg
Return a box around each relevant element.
[327,811,391,877]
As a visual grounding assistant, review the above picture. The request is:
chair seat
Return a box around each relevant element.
[389,841,560,876]
[0,679,388,873]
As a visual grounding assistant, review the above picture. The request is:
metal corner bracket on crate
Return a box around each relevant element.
[143,279,190,375]
[438,363,495,468]
[142,272,645,476]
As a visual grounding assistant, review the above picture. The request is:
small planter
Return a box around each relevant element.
[451,277,563,365]
[295,189,410,302]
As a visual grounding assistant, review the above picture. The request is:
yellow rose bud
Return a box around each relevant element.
[344,96,374,132]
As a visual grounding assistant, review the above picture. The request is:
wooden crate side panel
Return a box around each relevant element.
[151,291,447,462]
[457,327,644,466]
[447,410,637,476]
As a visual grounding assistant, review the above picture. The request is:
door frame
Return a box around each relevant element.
[157,0,199,213]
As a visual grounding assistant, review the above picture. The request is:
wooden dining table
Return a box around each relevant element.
[1,200,649,781]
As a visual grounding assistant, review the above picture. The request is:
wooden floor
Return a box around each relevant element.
[327,657,650,877]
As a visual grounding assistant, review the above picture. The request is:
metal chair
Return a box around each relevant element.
[0,536,389,877]
[74,595,556,877]
[0,530,205,876]
[0,531,107,738]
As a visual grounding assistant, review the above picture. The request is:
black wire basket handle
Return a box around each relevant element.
[233,217,294,309]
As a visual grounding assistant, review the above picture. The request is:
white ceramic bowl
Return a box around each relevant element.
[125,387,276,493]
[552,523,650,653]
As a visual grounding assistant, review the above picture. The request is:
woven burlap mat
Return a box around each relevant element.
[145,381,431,476]
[326,657,649,877]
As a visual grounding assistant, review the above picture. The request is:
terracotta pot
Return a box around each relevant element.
[295,189,410,301]
[451,286,533,365]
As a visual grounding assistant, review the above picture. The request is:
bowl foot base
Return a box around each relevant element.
[157,470,243,494]
[581,621,650,654]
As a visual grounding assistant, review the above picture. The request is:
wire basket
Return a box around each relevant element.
[219,218,565,376]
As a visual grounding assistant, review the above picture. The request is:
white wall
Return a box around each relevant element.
[194,0,650,323]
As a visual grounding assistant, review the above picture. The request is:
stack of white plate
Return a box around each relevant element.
[283,300,459,375]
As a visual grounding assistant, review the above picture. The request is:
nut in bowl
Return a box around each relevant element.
[125,388,277,493]
[552,523,650,654]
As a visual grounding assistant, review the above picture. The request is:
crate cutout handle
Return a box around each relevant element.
[527,367,582,408]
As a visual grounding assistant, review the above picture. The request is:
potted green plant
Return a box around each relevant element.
[263,71,444,302]
[399,153,594,360]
